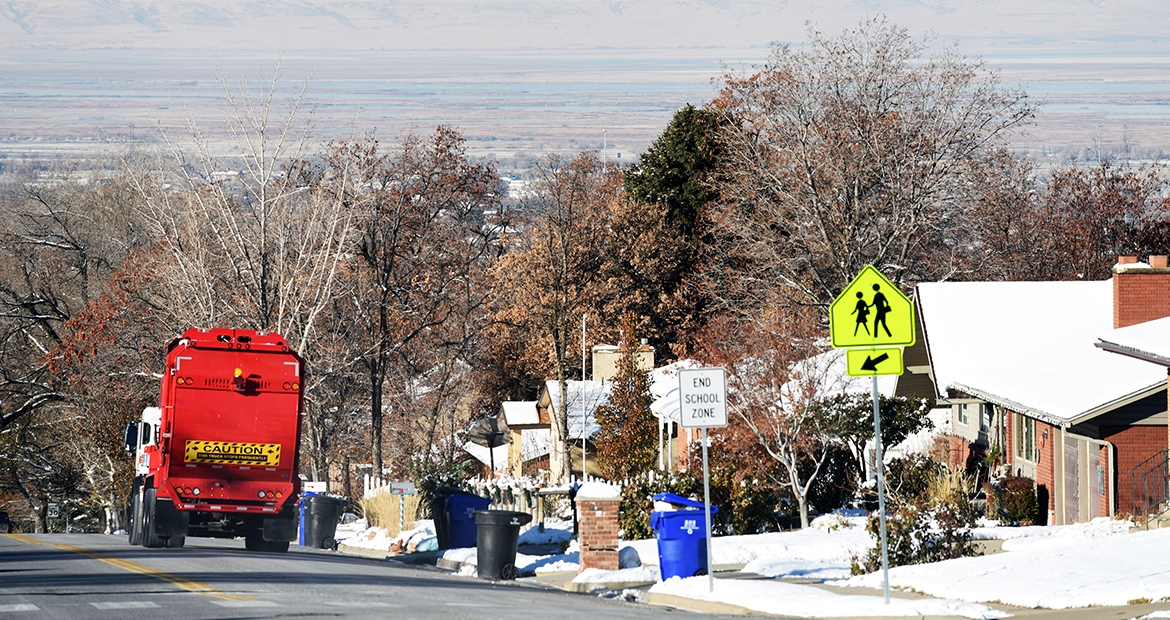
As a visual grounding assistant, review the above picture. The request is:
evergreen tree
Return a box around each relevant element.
[624,104,722,241]
[594,313,658,480]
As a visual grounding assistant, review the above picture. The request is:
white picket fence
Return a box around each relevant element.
[363,474,396,500]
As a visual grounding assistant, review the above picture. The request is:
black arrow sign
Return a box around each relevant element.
[861,353,890,372]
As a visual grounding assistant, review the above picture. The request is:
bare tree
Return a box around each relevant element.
[335,128,502,475]
[122,68,357,482]
[708,18,1035,313]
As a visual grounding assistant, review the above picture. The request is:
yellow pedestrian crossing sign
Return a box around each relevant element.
[830,266,915,349]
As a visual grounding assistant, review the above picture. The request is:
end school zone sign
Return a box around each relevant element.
[678,368,728,429]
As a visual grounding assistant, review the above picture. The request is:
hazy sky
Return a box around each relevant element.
[4,0,1169,57]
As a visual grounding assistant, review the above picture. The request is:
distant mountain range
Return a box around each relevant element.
[3,0,1169,55]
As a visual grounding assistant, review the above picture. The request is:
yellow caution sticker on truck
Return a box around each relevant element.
[184,440,281,466]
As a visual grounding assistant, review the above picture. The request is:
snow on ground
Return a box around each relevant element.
[649,577,1008,619]
[518,518,573,546]
[339,506,1170,616]
[338,520,437,553]
[625,510,873,580]
[840,519,1170,609]
[970,515,1131,545]
[573,566,660,584]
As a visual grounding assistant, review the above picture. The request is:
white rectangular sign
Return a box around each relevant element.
[678,367,728,428]
[390,481,417,496]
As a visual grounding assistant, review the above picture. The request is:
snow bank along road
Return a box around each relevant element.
[0,533,722,620]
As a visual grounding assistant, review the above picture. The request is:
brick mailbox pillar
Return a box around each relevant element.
[576,482,621,572]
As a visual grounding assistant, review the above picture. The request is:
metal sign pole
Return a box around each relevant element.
[398,491,405,534]
[702,427,713,593]
[873,375,890,604]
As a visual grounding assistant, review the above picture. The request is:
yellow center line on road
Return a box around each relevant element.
[4,534,254,601]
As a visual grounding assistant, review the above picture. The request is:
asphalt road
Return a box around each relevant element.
[0,533,717,620]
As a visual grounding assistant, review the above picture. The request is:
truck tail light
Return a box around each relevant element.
[258,491,266,499]
[192,487,201,495]
[282,382,299,390]
[176,377,184,385]
[275,491,283,499]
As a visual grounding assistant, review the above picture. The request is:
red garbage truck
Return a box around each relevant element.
[124,328,304,551]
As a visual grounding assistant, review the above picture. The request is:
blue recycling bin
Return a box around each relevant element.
[650,493,719,580]
[298,491,316,546]
[447,493,491,548]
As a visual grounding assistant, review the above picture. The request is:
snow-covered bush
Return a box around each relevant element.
[852,467,980,574]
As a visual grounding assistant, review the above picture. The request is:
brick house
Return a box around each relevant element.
[896,257,1170,524]
[1096,255,1170,522]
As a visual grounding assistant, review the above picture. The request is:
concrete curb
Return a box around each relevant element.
[335,542,389,559]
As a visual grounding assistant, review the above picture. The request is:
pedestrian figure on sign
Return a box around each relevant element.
[871,284,892,338]
[851,292,870,336]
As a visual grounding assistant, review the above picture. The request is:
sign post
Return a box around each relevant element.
[829,266,915,605]
[678,367,727,593]
[390,482,417,534]
[47,502,59,533]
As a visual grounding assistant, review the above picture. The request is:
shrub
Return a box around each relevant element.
[360,492,420,537]
[617,468,779,540]
[884,454,945,509]
[853,467,980,574]
[989,475,1038,525]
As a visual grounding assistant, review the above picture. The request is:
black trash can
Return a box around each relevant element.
[301,494,347,549]
[473,510,532,580]
[430,487,490,550]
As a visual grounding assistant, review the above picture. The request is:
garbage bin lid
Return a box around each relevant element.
[472,510,533,527]
[651,492,712,511]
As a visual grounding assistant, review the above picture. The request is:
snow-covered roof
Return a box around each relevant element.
[520,428,550,462]
[790,349,899,399]
[648,359,701,423]
[543,380,611,439]
[915,279,1166,426]
[1097,315,1170,366]
[500,400,540,426]
[463,441,508,471]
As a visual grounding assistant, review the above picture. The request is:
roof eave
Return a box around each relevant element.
[947,382,1069,428]
[1095,340,1170,368]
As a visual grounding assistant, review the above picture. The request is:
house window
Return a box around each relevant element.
[958,403,969,425]
[1014,413,1037,462]
[980,403,992,432]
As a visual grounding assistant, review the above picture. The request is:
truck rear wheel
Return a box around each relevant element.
[141,488,165,548]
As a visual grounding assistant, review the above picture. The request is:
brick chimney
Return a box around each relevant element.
[1113,255,1170,328]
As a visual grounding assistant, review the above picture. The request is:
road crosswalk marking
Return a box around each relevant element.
[0,604,38,612]
[92,601,161,609]
[211,600,280,607]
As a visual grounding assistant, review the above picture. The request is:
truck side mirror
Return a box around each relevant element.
[123,421,138,454]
